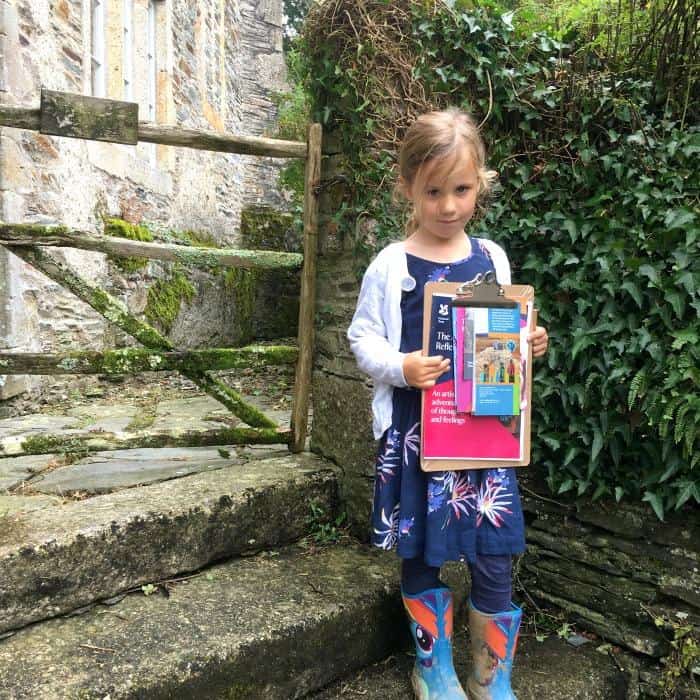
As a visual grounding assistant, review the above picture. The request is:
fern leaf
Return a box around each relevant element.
[628,368,648,409]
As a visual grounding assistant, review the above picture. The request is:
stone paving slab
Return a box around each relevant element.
[0,454,59,490]
[309,629,629,700]
[0,415,82,456]
[0,452,338,634]
[0,545,406,700]
[0,414,81,437]
[29,445,244,495]
[0,493,63,517]
[151,396,243,431]
[64,403,140,433]
[0,396,291,457]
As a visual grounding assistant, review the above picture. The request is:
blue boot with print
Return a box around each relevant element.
[467,599,522,700]
[402,586,468,699]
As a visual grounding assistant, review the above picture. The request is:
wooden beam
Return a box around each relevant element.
[0,106,40,131]
[2,244,278,430]
[40,89,139,145]
[138,123,307,159]
[0,224,303,270]
[0,345,298,375]
[3,427,292,458]
[0,102,306,158]
[290,123,322,453]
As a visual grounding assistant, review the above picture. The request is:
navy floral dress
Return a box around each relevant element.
[370,239,526,567]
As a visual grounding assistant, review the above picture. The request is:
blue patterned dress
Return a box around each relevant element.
[370,239,526,567]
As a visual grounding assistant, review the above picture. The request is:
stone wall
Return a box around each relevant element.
[309,132,377,528]
[0,0,289,400]
[309,131,700,692]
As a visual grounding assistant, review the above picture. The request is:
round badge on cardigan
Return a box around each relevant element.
[401,276,416,292]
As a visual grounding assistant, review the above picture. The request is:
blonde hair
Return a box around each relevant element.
[395,108,497,235]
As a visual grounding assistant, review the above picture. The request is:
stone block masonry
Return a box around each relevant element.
[0,0,291,401]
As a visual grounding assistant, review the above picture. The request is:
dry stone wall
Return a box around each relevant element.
[0,0,289,401]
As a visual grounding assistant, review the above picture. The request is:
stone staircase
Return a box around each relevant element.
[0,417,408,698]
[0,396,635,698]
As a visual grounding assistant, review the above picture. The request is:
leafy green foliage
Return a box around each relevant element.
[652,609,700,698]
[300,1,699,518]
[305,499,348,545]
[270,46,310,228]
[282,0,313,50]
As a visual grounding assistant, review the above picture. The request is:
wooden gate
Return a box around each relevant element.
[0,89,321,454]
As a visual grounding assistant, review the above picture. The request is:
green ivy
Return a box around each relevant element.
[299,2,699,518]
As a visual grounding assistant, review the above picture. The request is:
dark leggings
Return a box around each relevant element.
[401,555,512,614]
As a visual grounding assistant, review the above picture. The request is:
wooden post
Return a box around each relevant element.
[138,123,307,158]
[290,123,322,453]
[0,106,41,131]
[0,102,306,158]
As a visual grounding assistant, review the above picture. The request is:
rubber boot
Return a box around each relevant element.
[466,600,522,700]
[402,586,468,699]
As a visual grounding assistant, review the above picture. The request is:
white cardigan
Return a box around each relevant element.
[347,237,512,439]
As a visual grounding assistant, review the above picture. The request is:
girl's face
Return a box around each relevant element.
[406,146,479,243]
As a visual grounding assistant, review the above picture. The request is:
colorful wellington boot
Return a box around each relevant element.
[466,600,522,700]
[402,586,469,699]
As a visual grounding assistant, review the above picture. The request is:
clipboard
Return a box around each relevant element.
[420,273,536,471]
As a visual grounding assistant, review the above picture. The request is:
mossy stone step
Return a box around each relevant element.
[0,453,337,634]
[0,544,404,699]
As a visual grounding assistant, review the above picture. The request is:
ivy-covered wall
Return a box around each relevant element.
[300,0,699,518]
[303,2,699,693]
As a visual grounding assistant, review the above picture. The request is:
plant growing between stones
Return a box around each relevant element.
[650,609,700,698]
[305,499,347,545]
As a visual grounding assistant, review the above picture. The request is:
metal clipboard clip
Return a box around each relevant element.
[452,271,517,308]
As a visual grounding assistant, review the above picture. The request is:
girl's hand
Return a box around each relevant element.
[528,325,549,358]
[403,350,451,389]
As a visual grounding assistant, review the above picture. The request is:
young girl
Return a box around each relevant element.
[347,109,549,700]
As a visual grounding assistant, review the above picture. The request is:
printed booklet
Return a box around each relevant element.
[470,306,521,416]
[421,284,535,469]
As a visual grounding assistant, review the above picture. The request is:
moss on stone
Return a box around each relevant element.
[240,205,295,251]
[180,229,220,248]
[237,205,301,340]
[144,268,196,335]
[0,223,70,238]
[125,405,157,432]
[16,426,290,457]
[20,434,91,457]
[104,218,154,273]
[224,268,257,345]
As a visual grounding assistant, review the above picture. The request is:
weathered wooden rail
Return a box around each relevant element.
[0,224,303,270]
[0,89,321,454]
[0,96,307,158]
[0,346,298,375]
